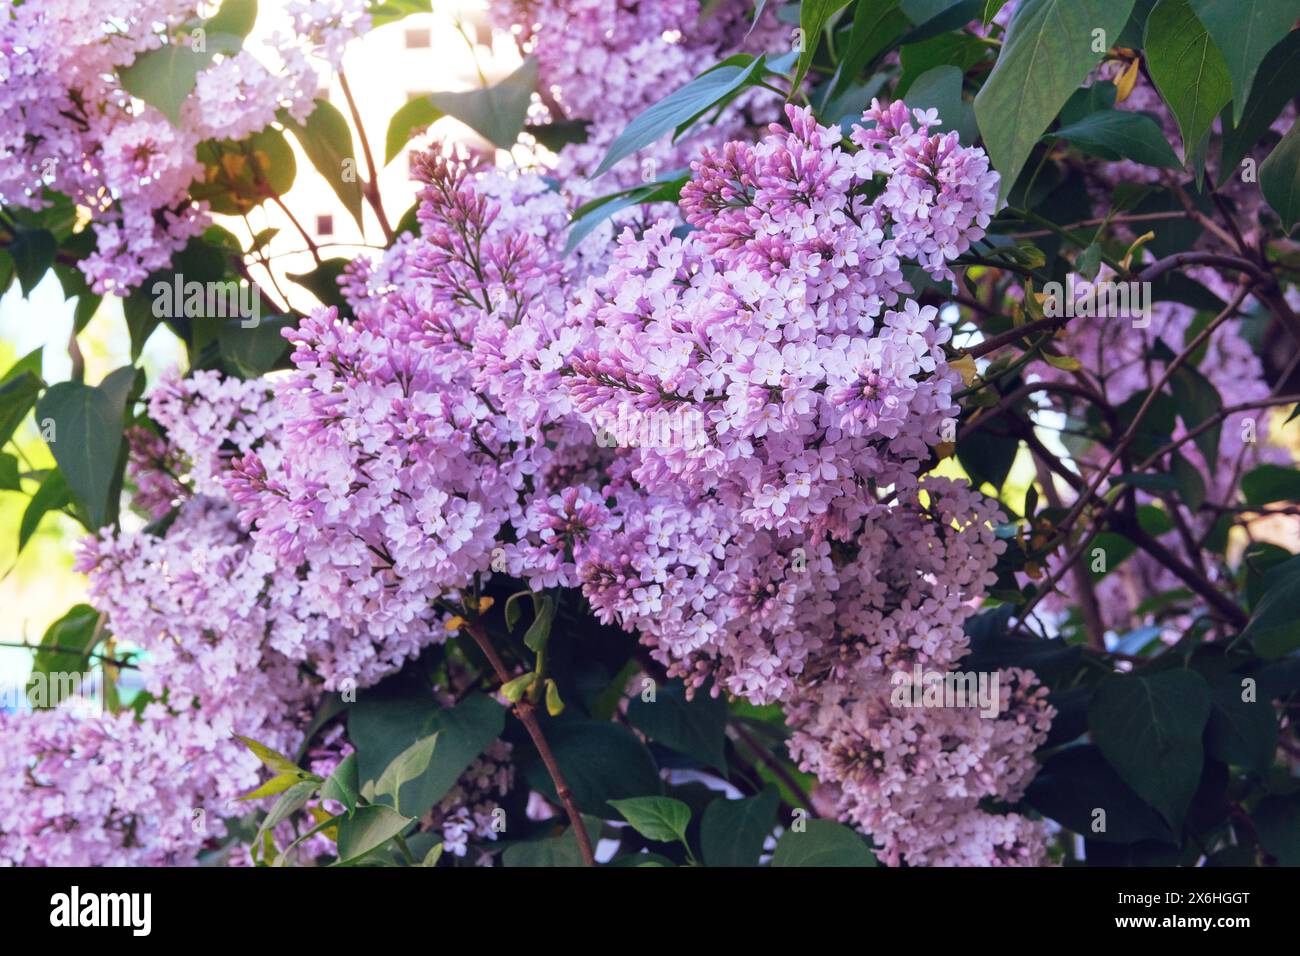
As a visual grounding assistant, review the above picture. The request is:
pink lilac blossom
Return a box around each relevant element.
[227,99,1050,865]
[0,0,328,292]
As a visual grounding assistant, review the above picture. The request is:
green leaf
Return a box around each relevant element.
[627,679,729,772]
[565,170,690,253]
[369,0,432,28]
[35,372,133,529]
[1087,669,1212,830]
[1169,364,1222,465]
[353,688,504,815]
[281,100,365,230]
[0,350,44,446]
[1239,555,1300,658]
[1253,794,1300,865]
[1218,30,1300,184]
[30,604,100,684]
[1205,674,1277,772]
[794,0,853,93]
[119,42,214,124]
[700,787,779,866]
[501,816,603,867]
[335,804,413,865]
[983,0,1013,24]
[1144,0,1233,163]
[384,96,445,164]
[370,695,505,819]
[235,735,308,776]
[218,315,293,378]
[1188,0,1300,124]
[974,0,1136,202]
[828,0,907,101]
[609,796,692,845]
[1260,116,1300,233]
[1242,463,1300,506]
[239,771,308,801]
[19,469,71,549]
[1026,745,1178,844]
[906,65,978,144]
[1169,451,1206,513]
[0,453,18,492]
[595,55,770,177]
[427,57,538,150]
[204,0,258,38]
[287,257,352,316]
[11,229,56,296]
[521,721,662,817]
[321,753,361,812]
[1050,110,1181,168]
[770,819,878,866]
[523,594,556,653]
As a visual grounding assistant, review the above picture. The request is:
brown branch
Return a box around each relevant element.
[337,71,395,244]
[462,620,596,867]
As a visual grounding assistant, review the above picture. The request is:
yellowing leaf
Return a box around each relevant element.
[951,354,979,386]
[1042,352,1082,371]
[1120,230,1156,271]
[1115,57,1141,102]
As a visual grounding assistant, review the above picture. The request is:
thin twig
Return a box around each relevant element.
[462,620,596,867]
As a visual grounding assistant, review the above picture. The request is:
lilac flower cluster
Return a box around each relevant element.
[222,100,1052,865]
[0,0,353,292]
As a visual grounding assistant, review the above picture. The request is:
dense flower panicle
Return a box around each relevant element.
[0,0,349,292]
[220,99,1048,863]
[0,705,270,867]
[787,666,1054,867]
[492,0,784,187]
[563,104,991,537]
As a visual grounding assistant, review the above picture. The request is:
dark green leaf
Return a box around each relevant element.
[974,0,1136,201]
[522,721,661,816]
[1188,0,1300,123]
[1253,794,1300,865]
[1050,110,1181,168]
[609,796,691,844]
[595,55,770,177]
[1026,745,1178,843]
[1261,115,1300,232]
[1205,674,1277,772]
[1218,30,1300,184]
[11,230,56,296]
[1239,554,1300,658]
[1241,463,1300,506]
[1145,0,1233,162]
[281,100,365,229]
[335,804,413,865]
[770,819,877,866]
[700,787,779,866]
[34,372,133,529]
[19,469,71,548]
[1088,669,1212,830]
[627,680,728,772]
